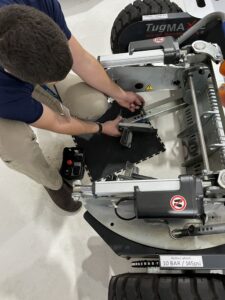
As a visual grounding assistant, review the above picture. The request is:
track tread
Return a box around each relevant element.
[108,273,225,300]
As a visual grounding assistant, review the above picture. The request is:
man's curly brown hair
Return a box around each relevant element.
[0,4,73,84]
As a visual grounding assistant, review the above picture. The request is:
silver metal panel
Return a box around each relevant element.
[84,197,225,250]
[183,0,225,19]
[107,66,183,92]
[94,179,180,196]
[99,50,164,68]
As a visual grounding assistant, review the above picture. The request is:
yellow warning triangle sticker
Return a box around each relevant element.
[145,84,153,91]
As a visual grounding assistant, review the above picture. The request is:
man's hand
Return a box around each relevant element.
[102,116,123,137]
[116,91,145,112]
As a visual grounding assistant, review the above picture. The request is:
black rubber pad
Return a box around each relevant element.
[73,102,165,181]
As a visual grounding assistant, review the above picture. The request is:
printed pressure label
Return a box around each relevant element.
[160,256,203,268]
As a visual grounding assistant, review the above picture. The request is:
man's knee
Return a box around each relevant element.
[56,76,110,121]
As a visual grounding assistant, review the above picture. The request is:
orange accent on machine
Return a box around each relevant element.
[220,61,225,76]
[219,61,225,107]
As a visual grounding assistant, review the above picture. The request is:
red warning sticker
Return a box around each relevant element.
[153,37,165,44]
[170,195,187,211]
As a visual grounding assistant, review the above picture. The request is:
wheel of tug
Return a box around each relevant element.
[108,273,225,300]
[111,0,182,53]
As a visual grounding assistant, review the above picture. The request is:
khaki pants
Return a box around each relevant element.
[0,75,109,190]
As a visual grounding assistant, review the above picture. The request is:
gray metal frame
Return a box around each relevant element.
[71,14,225,273]
[73,37,225,255]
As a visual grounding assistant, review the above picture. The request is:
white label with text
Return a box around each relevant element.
[160,256,203,268]
[142,14,168,21]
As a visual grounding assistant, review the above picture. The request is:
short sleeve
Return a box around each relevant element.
[45,0,72,40]
[0,97,44,124]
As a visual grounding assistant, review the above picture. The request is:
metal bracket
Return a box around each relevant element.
[192,40,223,63]
[171,223,225,238]
[119,123,156,148]
[129,36,180,64]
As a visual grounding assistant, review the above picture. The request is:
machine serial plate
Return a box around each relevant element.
[160,255,204,269]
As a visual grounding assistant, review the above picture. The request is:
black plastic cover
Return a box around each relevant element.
[134,175,204,219]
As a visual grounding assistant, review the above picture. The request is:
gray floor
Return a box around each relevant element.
[1,0,223,300]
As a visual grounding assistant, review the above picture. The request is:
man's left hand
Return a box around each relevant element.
[116,91,145,112]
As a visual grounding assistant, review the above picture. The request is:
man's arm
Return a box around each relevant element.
[31,104,122,136]
[69,36,144,112]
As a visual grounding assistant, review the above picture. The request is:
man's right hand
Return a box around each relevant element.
[102,116,123,137]
[32,104,123,137]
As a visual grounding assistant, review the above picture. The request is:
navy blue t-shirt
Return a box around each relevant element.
[0,0,71,123]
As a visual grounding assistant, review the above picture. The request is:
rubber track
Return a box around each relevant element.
[108,273,225,300]
[111,0,182,53]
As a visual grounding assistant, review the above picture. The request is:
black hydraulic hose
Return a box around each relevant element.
[177,12,225,45]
